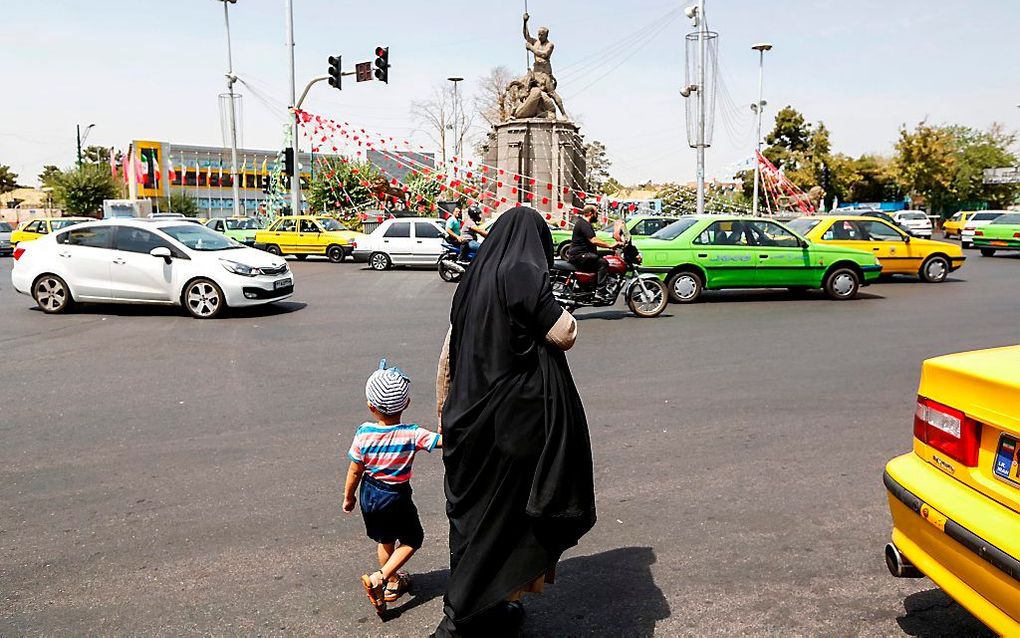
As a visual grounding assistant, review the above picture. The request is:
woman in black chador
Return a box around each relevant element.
[433,206,596,637]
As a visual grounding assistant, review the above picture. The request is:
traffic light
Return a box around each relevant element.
[283,148,294,177]
[373,47,389,84]
[328,55,342,90]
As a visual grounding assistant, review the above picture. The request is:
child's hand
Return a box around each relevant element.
[342,496,357,513]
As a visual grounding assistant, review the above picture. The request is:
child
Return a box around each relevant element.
[342,359,442,615]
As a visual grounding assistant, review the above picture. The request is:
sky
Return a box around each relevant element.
[1,0,1018,188]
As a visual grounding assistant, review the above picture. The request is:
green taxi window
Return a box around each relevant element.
[991,213,1020,224]
[649,217,698,241]
[747,221,801,247]
[694,220,752,246]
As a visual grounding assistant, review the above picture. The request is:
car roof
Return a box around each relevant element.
[56,218,210,230]
[792,215,883,222]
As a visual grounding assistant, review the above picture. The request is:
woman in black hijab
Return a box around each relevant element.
[433,206,596,637]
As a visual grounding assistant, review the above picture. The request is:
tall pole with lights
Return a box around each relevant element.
[286,0,300,215]
[448,77,463,158]
[76,123,95,167]
[219,0,241,216]
[750,42,772,217]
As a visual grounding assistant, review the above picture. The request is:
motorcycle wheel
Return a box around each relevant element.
[626,277,668,318]
[438,261,461,283]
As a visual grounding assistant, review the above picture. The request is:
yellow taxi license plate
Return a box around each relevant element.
[993,434,1020,487]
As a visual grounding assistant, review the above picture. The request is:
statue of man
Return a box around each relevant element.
[523,12,568,119]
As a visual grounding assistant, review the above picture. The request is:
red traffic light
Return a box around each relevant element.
[375,47,386,58]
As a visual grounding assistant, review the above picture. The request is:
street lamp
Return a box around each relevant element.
[750,42,773,217]
[448,77,464,158]
[76,123,95,167]
[218,0,241,216]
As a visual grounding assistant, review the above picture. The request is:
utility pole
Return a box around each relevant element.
[76,123,94,167]
[220,0,241,216]
[750,42,773,217]
[696,0,706,216]
[286,0,300,215]
[448,77,463,157]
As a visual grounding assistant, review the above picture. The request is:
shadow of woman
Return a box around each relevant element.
[520,546,669,637]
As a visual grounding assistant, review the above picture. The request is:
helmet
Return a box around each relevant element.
[467,205,482,222]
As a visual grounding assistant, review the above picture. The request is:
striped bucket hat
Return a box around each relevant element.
[365,359,411,416]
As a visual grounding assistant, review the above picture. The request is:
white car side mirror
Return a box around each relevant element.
[150,246,172,263]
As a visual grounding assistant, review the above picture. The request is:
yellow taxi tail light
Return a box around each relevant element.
[914,396,980,467]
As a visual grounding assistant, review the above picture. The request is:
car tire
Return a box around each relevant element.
[369,252,391,271]
[327,245,346,263]
[980,248,996,257]
[919,255,949,283]
[182,278,225,319]
[824,267,860,300]
[557,243,571,260]
[266,244,282,256]
[295,254,308,261]
[667,270,702,304]
[32,274,73,314]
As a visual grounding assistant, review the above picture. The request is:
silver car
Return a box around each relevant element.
[0,221,13,256]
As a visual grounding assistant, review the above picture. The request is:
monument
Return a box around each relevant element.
[482,12,586,219]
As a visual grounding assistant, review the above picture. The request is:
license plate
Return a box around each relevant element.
[274,278,292,290]
[991,241,1008,247]
[993,434,1020,486]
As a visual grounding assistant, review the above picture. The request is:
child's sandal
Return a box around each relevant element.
[383,572,411,602]
[360,571,387,615]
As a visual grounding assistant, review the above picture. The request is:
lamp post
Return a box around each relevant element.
[218,0,241,216]
[448,77,464,158]
[286,0,300,215]
[76,123,95,167]
[750,42,773,217]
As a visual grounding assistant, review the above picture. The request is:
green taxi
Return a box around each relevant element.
[972,212,1020,257]
[633,216,883,303]
[204,217,262,246]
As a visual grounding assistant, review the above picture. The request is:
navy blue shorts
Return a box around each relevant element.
[360,474,424,549]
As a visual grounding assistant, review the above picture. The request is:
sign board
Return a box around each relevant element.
[983,167,1020,184]
[355,62,373,82]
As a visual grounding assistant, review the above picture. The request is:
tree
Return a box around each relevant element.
[602,177,623,196]
[411,84,473,166]
[584,140,612,194]
[894,121,958,215]
[167,192,199,217]
[474,66,514,127]
[0,165,19,194]
[81,145,121,166]
[306,157,383,218]
[51,163,119,216]
[949,124,1019,210]
[39,165,62,188]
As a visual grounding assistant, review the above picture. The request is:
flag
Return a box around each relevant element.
[167,157,176,183]
[121,152,130,184]
[261,158,268,174]
[110,148,117,178]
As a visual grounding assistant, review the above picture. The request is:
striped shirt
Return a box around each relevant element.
[348,422,440,484]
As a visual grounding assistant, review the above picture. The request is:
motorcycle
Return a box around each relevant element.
[550,241,668,318]
[437,241,479,283]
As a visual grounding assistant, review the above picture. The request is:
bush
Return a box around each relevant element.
[52,164,120,216]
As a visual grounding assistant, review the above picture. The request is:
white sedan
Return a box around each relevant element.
[891,210,933,238]
[352,217,447,270]
[11,219,293,319]
[960,210,1007,248]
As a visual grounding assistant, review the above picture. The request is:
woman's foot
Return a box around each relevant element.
[360,571,387,615]
[384,571,412,603]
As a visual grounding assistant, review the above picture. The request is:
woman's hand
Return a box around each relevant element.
[342,496,357,513]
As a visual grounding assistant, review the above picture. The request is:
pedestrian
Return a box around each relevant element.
[432,206,597,637]
[342,359,443,616]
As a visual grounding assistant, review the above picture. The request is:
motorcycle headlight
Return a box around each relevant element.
[220,259,261,276]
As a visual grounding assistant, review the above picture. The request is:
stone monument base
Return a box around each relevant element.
[483,118,586,220]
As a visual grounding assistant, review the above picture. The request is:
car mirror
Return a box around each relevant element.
[150,246,173,264]
[903,235,910,244]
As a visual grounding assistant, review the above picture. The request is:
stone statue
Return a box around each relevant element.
[507,71,557,120]
[522,12,568,119]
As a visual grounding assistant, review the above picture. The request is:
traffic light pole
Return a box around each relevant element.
[286,0,300,215]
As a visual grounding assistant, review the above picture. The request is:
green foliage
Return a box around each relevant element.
[584,140,612,195]
[0,165,19,194]
[602,177,623,196]
[38,165,61,188]
[167,192,199,217]
[405,171,442,213]
[51,163,119,216]
[306,157,382,217]
[81,145,121,166]
[656,182,750,215]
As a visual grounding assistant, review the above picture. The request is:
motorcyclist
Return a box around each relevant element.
[460,206,488,262]
[566,204,618,288]
[444,207,468,259]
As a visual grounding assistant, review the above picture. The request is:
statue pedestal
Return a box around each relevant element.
[483,118,586,220]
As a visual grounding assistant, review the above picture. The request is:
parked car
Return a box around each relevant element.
[883,345,1020,635]
[205,217,262,246]
[352,218,447,270]
[632,215,882,302]
[11,219,293,319]
[148,212,186,219]
[961,211,1007,248]
[788,216,964,282]
[10,217,92,246]
[971,212,1020,257]
[892,210,933,238]
[0,221,13,256]
[253,215,362,262]
[943,210,981,240]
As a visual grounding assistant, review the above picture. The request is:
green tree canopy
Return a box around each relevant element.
[306,157,382,218]
[584,140,612,195]
[39,165,61,188]
[51,163,119,216]
[0,165,20,194]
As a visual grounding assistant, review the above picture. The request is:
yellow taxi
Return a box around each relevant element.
[943,211,980,240]
[787,215,965,282]
[884,346,1020,634]
[253,215,365,263]
[10,217,93,245]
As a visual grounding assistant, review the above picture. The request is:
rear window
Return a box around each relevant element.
[0,222,12,232]
[383,222,410,238]
[58,226,114,248]
[650,218,698,241]
[991,213,1020,225]
[786,218,821,235]
[973,213,1004,221]
[899,212,928,220]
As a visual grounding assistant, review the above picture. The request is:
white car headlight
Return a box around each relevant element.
[220,259,261,276]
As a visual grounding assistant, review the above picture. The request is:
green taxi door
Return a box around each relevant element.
[690,220,758,288]
[746,220,817,287]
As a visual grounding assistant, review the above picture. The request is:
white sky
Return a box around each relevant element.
[1,0,1018,187]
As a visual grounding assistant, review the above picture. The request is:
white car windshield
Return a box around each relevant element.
[899,212,928,220]
[162,224,241,251]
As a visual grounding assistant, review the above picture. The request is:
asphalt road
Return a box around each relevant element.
[1,244,1018,637]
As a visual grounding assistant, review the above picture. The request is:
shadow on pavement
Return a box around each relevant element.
[698,289,884,303]
[575,310,674,321]
[32,301,307,319]
[895,588,994,637]
[382,568,450,621]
